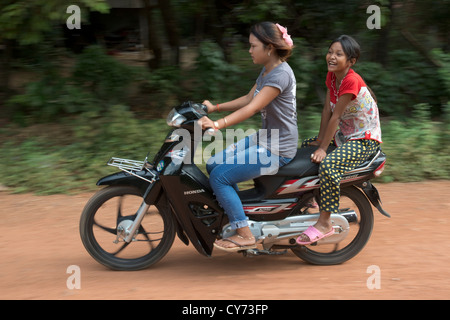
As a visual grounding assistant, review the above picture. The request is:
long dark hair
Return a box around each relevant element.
[330,35,377,103]
[250,22,293,61]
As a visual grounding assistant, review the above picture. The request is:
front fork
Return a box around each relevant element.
[122,202,150,243]
[121,180,162,243]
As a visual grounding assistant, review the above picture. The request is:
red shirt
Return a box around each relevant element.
[325,69,382,143]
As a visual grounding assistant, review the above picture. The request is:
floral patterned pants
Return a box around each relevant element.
[302,137,380,213]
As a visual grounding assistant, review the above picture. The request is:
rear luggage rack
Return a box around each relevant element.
[346,150,382,174]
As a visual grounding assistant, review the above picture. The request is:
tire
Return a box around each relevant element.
[291,186,374,265]
[80,185,175,270]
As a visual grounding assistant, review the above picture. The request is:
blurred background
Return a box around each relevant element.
[0,0,449,194]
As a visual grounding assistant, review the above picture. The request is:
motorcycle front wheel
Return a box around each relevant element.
[80,185,176,270]
[291,186,374,265]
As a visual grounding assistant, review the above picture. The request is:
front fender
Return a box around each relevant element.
[96,170,155,195]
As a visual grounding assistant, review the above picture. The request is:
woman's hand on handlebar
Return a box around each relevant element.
[202,100,216,113]
[199,116,216,131]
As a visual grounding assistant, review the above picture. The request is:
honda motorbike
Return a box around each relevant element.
[80,101,390,270]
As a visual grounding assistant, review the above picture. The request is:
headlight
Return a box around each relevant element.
[166,109,186,127]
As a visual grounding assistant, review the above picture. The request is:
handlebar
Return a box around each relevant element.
[204,128,216,136]
[198,103,209,114]
[194,102,215,134]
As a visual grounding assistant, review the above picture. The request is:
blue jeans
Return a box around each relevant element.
[206,136,292,230]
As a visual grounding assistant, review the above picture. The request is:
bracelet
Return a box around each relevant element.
[216,104,220,112]
[223,117,228,127]
[213,121,219,129]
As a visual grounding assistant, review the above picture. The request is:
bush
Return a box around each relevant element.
[138,65,183,117]
[354,50,449,117]
[0,105,166,194]
[379,103,450,182]
[72,45,141,104]
[6,73,96,124]
[1,101,449,195]
[192,40,242,101]
[6,45,146,125]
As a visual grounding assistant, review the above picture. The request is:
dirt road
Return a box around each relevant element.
[1,181,449,300]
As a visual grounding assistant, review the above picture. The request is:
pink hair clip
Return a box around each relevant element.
[276,23,294,48]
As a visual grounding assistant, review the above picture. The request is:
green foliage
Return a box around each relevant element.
[0,106,165,194]
[0,0,109,45]
[432,49,450,97]
[72,45,140,104]
[192,40,242,101]
[139,65,183,116]
[379,103,450,182]
[288,38,319,105]
[234,0,290,24]
[1,102,449,194]
[354,50,447,117]
[6,74,95,124]
[6,45,145,123]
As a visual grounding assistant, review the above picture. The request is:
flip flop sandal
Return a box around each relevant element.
[296,225,335,245]
[213,237,257,253]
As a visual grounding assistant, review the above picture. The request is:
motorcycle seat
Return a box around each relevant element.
[274,145,382,177]
[240,146,383,202]
[274,146,334,177]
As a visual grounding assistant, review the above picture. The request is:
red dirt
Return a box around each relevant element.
[1,180,449,300]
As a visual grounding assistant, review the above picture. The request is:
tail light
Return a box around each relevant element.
[374,160,386,177]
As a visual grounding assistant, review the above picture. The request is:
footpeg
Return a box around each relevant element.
[242,248,287,257]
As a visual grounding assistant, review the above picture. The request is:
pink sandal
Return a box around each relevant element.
[296,226,334,245]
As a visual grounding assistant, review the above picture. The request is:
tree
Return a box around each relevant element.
[0,0,109,102]
[158,0,180,65]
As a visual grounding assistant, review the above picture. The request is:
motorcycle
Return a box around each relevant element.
[80,101,390,270]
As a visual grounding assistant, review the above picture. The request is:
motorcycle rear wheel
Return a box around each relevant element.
[291,186,374,265]
[80,185,175,270]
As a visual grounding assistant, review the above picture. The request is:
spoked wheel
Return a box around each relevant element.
[291,186,374,265]
[80,185,175,270]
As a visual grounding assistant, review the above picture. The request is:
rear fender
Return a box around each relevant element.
[359,181,391,218]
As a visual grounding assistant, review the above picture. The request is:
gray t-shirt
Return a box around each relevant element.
[253,62,298,158]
